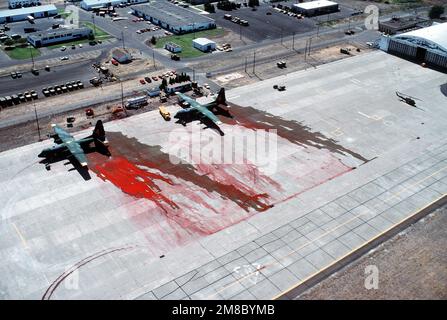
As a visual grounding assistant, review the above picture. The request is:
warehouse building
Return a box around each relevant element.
[80,0,148,11]
[292,0,339,17]
[379,16,430,35]
[192,38,216,52]
[8,0,40,9]
[131,2,216,34]
[0,4,57,23]
[380,22,447,70]
[27,27,93,47]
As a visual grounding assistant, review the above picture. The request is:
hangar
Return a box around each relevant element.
[380,22,447,70]
[131,2,216,34]
[0,4,57,23]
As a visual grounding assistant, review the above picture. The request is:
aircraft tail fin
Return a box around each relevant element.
[92,120,106,142]
[215,88,226,105]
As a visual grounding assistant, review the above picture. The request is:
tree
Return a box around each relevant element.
[204,3,215,13]
[248,0,259,7]
[159,77,168,90]
[150,36,157,45]
[4,39,14,46]
[429,5,444,19]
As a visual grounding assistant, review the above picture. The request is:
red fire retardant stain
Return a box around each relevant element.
[220,103,369,163]
[87,133,280,249]
[94,156,179,213]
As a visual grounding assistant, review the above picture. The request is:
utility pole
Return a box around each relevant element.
[252,50,256,74]
[34,103,41,141]
[121,30,125,49]
[280,27,283,45]
[292,32,295,51]
[29,46,34,69]
[192,67,195,81]
[308,37,312,56]
[120,78,127,116]
[244,56,247,73]
[152,51,156,69]
[92,14,96,37]
[239,23,242,40]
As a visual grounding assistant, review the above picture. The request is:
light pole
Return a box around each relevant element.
[92,14,97,37]
[252,50,256,74]
[121,30,125,49]
[34,103,41,141]
[29,46,35,69]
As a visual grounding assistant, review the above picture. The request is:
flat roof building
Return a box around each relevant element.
[192,37,216,52]
[131,2,216,34]
[379,16,430,35]
[380,22,447,70]
[80,0,148,11]
[0,4,58,23]
[292,0,339,17]
[8,0,40,9]
[112,48,132,63]
[27,27,93,47]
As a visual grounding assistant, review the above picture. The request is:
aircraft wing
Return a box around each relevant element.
[52,124,74,143]
[195,105,222,125]
[176,92,197,106]
[65,141,88,167]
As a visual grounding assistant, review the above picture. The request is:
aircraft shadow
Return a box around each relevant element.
[174,105,233,137]
[39,143,111,181]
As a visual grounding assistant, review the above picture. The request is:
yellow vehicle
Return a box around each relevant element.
[159,106,171,121]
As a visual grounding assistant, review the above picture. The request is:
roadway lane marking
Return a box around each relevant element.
[12,222,28,249]
[204,164,447,299]
[272,193,446,300]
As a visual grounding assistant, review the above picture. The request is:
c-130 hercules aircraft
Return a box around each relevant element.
[38,120,108,167]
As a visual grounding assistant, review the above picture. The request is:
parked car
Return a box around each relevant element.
[139,79,146,84]
[61,56,69,61]
[60,46,66,51]
[144,76,152,83]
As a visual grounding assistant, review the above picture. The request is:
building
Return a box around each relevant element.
[80,0,147,11]
[0,4,57,23]
[380,22,447,70]
[184,0,219,4]
[27,27,93,47]
[131,2,216,34]
[112,48,132,63]
[292,0,339,17]
[379,16,430,35]
[192,38,216,52]
[8,0,40,9]
[164,42,182,53]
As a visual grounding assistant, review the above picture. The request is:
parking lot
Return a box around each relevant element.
[209,5,316,42]
[0,59,99,107]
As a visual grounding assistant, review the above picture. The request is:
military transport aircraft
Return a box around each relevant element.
[174,88,227,126]
[38,120,108,167]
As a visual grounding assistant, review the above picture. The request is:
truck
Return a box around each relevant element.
[126,96,147,109]
[89,77,102,86]
[159,106,171,121]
